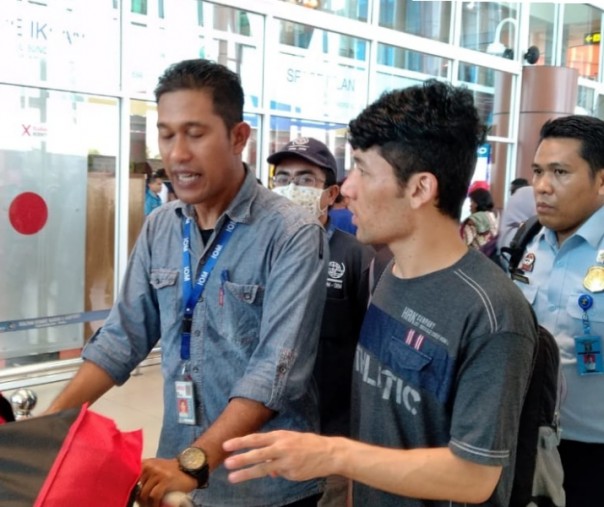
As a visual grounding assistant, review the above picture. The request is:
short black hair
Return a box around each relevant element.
[347,79,487,220]
[469,188,494,212]
[510,178,529,194]
[539,115,604,179]
[320,165,337,188]
[147,173,163,186]
[154,59,244,131]
[155,168,168,179]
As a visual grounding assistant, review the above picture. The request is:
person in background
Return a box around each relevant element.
[510,177,529,195]
[45,59,327,507]
[223,80,537,507]
[155,168,177,203]
[496,185,536,255]
[460,187,499,255]
[145,172,164,215]
[467,179,490,194]
[515,114,604,507]
[328,179,357,235]
[269,137,374,507]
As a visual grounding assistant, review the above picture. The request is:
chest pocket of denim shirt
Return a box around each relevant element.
[150,269,179,315]
[220,281,264,348]
[385,334,452,403]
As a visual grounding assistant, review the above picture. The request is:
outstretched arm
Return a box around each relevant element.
[45,360,116,414]
[223,430,502,504]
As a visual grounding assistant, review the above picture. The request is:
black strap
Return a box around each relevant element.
[500,215,542,274]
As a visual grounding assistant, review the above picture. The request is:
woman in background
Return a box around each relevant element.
[461,188,499,256]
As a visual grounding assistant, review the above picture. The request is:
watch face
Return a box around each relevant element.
[180,447,207,471]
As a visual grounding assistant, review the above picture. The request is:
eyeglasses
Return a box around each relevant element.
[272,173,325,187]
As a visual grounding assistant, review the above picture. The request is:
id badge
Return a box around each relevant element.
[175,380,196,425]
[574,335,604,375]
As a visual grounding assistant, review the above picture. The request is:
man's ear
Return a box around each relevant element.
[231,121,251,154]
[324,184,340,207]
[597,168,604,196]
[408,172,438,209]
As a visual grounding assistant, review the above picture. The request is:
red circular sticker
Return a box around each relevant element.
[9,192,48,235]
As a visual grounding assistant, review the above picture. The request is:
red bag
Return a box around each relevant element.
[0,392,15,424]
[0,404,142,507]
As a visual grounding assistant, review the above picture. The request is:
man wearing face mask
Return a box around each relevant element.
[269,137,374,507]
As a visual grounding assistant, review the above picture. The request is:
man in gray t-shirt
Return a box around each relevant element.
[223,80,537,507]
[351,249,535,506]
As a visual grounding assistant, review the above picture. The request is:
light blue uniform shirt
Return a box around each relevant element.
[83,168,328,506]
[515,205,604,442]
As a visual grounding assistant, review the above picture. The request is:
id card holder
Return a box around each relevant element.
[175,379,196,425]
[574,335,604,376]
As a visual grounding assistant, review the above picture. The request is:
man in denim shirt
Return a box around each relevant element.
[47,59,327,507]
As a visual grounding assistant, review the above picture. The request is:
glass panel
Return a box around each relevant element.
[378,0,451,43]
[372,73,423,103]
[529,3,554,66]
[273,20,368,122]
[461,142,499,221]
[377,44,450,77]
[279,0,368,21]
[0,1,120,90]
[125,5,205,95]
[596,93,604,120]
[126,4,263,102]
[132,0,148,15]
[204,45,263,113]
[563,3,602,81]
[577,85,595,115]
[269,117,348,181]
[458,64,513,138]
[0,86,118,366]
[211,5,253,35]
[460,2,520,58]
[130,100,157,252]
[374,44,451,101]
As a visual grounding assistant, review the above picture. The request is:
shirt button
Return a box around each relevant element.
[193,366,199,372]
[548,305,556,312]
[194,330,201,336]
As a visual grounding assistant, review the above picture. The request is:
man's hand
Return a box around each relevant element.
[223,430,336,483]
[137,458,197,507]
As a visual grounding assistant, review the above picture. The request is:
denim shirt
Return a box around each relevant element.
[83,168,328,506]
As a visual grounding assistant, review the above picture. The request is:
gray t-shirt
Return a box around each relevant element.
[351,249,537,507]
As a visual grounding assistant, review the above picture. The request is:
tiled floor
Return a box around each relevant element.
[30,363,163,459]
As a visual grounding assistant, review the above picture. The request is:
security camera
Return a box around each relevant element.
[524,46,540,65]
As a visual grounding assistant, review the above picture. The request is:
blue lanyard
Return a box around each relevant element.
[181,217,237,361]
